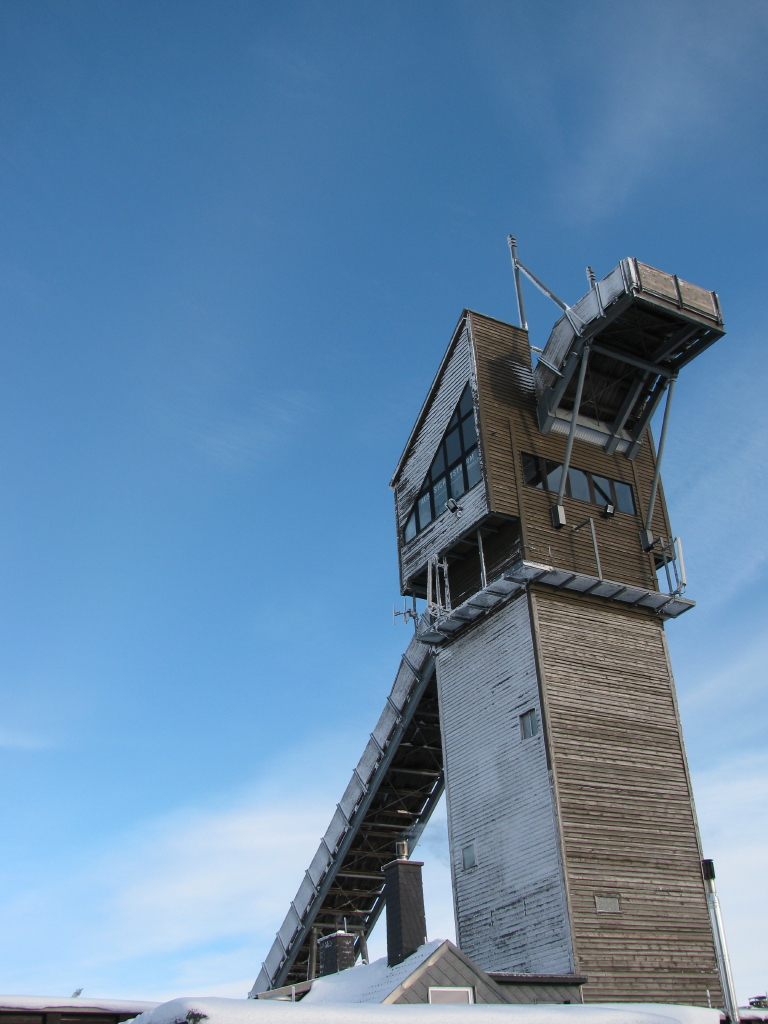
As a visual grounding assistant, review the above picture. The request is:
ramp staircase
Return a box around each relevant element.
[249,630,442,995]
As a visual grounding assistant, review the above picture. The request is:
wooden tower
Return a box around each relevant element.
[389,258,726,1005]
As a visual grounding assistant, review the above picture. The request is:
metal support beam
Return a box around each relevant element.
[703,861,740,1023]
[605,374,648,455]
[307,928,318,981]
[590,342,673,378]
[625,375,670,461]
[477,529,487,589]
[651,323,700,363]
[640,377,676,550]
[515,257,569,312]
[552,344,590,528]
[508,236,528,331]
[537,343,584,433]
[573,517,602,580]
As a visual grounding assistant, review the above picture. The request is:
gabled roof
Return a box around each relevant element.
[389,310,520,489]
[301,939,445,1004]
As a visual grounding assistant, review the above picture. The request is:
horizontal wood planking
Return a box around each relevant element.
[437,595,574,975]
[468,312,672,592]
[531,590,721,1005]
[392,945,509,1004]
[469,312,533,519]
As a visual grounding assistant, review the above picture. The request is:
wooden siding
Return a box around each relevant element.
[447,519,522,608]
[395,321,490,592]
[437,595,574,975]
[468,311,672,592]
[389,942,511,1005]
[530,589,721,1005]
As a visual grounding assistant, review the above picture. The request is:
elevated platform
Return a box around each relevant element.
[533,258,724,458]
[416,558,694,643]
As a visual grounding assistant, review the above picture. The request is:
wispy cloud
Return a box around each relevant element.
[0,736,451,1001]
[471,1,768,222]
[189,389,312,470]
[0,728,50,750]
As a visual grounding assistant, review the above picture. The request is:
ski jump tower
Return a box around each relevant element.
[251,251,733,1009]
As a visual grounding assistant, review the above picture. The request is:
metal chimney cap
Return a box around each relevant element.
[702,859,716,880]
[396,840,409,860]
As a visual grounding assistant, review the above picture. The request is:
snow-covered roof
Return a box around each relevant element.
[0,996,159,1013]
[301,939,445,1003]
[131,995,721,1024]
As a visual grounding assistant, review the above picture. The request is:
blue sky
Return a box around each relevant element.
[0,0,766,1005]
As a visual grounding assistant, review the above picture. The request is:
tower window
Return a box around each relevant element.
[462,843,476,870]
[521,453,636,515]
[403,384,481,542]
[520,708,539,739]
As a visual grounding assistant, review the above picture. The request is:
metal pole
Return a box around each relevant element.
[308,927,318,980]
[642,376,676,549]
[588,518,602,580]
[477,530,487,589]
[552,343,590,528]
[675,537,687,588]
[508,236,528,330]
[702,860,740,1022]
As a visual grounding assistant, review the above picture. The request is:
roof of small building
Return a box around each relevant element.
[130,995,722,1024]
[0,996,159,1014]
[301,939,445,1004]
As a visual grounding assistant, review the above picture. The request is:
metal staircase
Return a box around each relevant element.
[249,628,443,995]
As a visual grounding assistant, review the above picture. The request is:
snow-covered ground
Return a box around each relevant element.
[131,996,721,1024]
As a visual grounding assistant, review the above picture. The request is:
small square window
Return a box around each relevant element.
[429,988,474,1004]
[404,512,417,543]
[614,480,635,515]
[465,447,481,488]
[417,490,432,528]
[520,708,539,739]
[445,427,462,466]
[462,843,476,870]
[592,475,613,506]
[568,467,591,503]
[595,895,621,914]
[461,415,477,450]
[449,461,466,498]
[432,475,448,515]
[522,453,543,487]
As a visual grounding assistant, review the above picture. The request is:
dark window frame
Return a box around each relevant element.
[403,384,482,543]
[520,708,539,740]
[520,452,636,515]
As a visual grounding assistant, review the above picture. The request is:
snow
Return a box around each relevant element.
[131,996,722,1024]
[0,996,159,1013]
[301,938,446,1003]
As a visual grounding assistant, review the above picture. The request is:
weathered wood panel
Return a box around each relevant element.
[468,312,533,519]
[530,589,721,1005]
[469,311,673,592]
[391,944,510,1004]
[437,595,574,974]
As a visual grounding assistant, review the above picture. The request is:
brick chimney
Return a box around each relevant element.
[317,930,356,977]
[383,841,427,966]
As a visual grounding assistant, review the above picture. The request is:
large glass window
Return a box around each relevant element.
[521,453,636,515]
[402,384,482,542]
